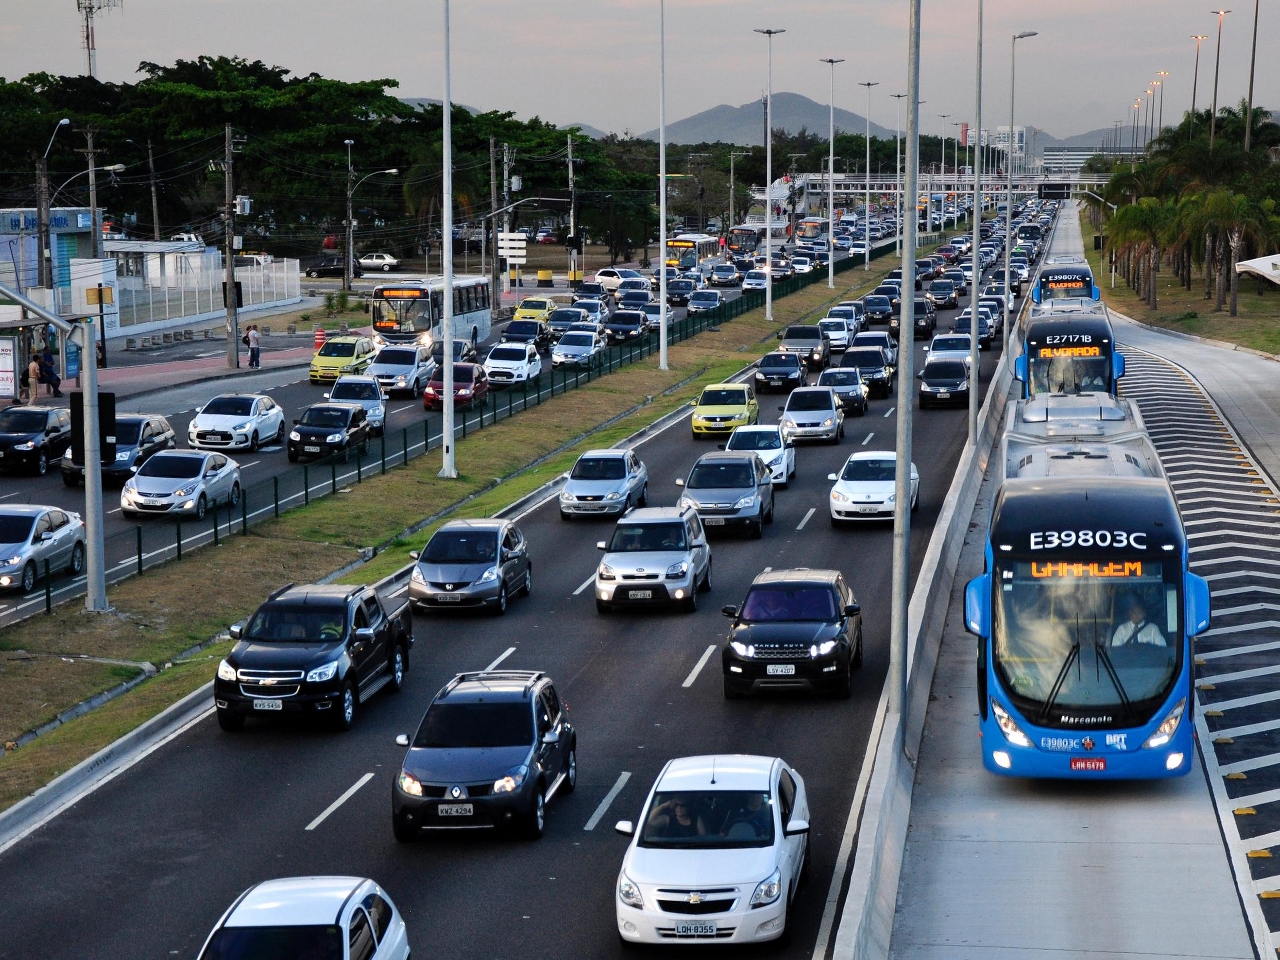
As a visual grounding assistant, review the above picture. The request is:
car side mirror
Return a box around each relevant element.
[353,627,375,643]
[129,465,138,473]
[827,472,838,481]
[229,623,243,640]
[615,820,635,837]
[916,371,924,379]
[674,478,685,487]
[395,733,410,747]
[775,331,783,339]
[292,418,300,425]
[777,405,784,411]
[1185,571,1211,636]
[721,604,739,618]
[784,818,810,837]
[541,730,560,745]
[716,443,726,450]
[409,550,420,560]
[597,541,608,551]
[844,602,861,616]
[322,392,330,400]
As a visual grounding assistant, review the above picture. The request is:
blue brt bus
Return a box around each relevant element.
[964,477,1210,778]
[1015,314,1124,399]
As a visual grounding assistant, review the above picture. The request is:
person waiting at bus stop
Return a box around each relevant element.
[1110,595,1165,647]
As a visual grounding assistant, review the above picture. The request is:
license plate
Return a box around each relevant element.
[252,699,282,711]
[1070,757,1106,772]
[937,391,950,399]
[674,922,716,937]
[767,664,796,676]
[628,590,652,600]
[438,803,473,817]
[857,505,881,514]
[436,594,463,602]
[304,445,321,453]
[703,517,726,526]
[769,380,781,386]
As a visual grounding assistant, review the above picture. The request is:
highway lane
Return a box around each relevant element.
[0,283,1002,960]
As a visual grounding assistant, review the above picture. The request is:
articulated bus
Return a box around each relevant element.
[1015,314,1124,399]
[665,233,721,273]
[370,276,493,348]
[1033,264,1100,304]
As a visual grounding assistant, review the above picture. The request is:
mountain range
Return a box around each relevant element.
[637,93,895,145]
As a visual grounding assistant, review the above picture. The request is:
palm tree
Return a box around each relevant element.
[1110,197,1175,309]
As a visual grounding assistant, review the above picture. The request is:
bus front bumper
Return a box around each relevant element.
[980,712,1194,779]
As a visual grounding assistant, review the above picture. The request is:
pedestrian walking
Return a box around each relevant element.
[247,325,261,368]
[38,350,63,397]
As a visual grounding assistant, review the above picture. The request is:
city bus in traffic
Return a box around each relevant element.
[726,224,766,256]
[1032,263,1100,304]
[1015,314,1124,398]
[370,276,493,348]
[665,233,721,274]
[795,217,829,246]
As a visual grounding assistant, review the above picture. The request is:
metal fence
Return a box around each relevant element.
[113,261,301,329]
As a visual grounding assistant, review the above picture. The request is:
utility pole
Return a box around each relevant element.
[223,124,239,369]
[728,151,749,231]
[439,0,457,479]
[490,137,500,307]
[1209,9,1229,150]
[502,143,511,297]
[343,139,355,292]
[147,139,161,240]
[36,158,51,288]
[76,128,104,260]
[1244,0,1260,151]
[970,0,984,446]
[860,82,879,270]
[892,93,907,256]
[567,133,577,289]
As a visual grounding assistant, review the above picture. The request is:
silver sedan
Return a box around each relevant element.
[121,450,241,521]
[0,505,86,592]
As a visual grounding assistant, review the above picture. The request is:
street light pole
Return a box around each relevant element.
[891,94,907,255]
[439,0,457,479]
[860,81,878,270]
[1190,35,1208,141]
[1005,30,1037,353]
[969,0,984,446]
[1244,0,1260,150]
[937,115,951,231]
[659,0,669,369]
[728,150,749,236]
[1209,9,1230,149]
[344,139,355,292]
[821,58,844,290]
[37,119,70,289]
[1156,71,1169,140]
[756,28,785,322]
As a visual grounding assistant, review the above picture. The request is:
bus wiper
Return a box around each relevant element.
[1039,622,1082,725]
[1092,615,1133,719]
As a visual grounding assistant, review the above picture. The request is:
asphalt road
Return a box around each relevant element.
[0,274,1003,959]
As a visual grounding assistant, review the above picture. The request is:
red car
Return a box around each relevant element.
[423,362,490,410]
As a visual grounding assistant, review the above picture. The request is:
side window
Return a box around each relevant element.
[502,529,518,552]
[353,604,370,630]
[352,409,365,426]
[535,697,551,734]
[347,908,377,960]
[361,596,383,625]
[362,894,394,943]
[138,423,153,443]
[778,770,797,823]
[158,418,173,436]
[34,513,52,538]
[58,410,71,429]
[210,456,227,471]
[541,686,561,724]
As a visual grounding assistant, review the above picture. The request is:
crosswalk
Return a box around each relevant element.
[1122,346,1280,950]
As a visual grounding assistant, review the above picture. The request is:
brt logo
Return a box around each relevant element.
[1106,733,1128,750]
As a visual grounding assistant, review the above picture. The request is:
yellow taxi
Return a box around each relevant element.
[512,297,555,324]
[309,335,376,384]
[690,382,759,439]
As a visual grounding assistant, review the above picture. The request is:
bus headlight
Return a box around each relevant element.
[990,700,1032,748]
[1142,698,1186,749]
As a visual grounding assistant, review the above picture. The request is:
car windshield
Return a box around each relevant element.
[640,790,775,848]
[819,321,847,336]
[670,281,693,292]
[374,349,416,366]
[199,926,343,960]
[0,515,35,542]
[924,361,966,380]
[819,370,861,386]
[699,388,747,406]
[865,296,890,308]
[930,281,954,292]
[549,309,582,324]
[691,292,717,303]
[138,455,203,479]
[610,313,644,327]
[840,457,895,481]
[506,321,541,337]
[422,529,498,563]
[113,420,144,445]
[844,349,884,369]
[741,584,838,621]
[202,397,254,417]
[559,333,595,348]
[434,364,474,384]
[932,337,969,352]
[993,560,1180,713]
[607,523,688,552]
[431,341,470,360]
[760,354,798,370]
[299,407,349,428]
[746,271,766,280]
[413,701,533,749]
[330,382,379,401]
[488,346,527,362]
[519,300,549,312]
[784,326,820,341]
[687,461,754,489]
[787,391,833,412]
[714,266,735,275]
[0,410,47,432]
[727,430,781,452]
[571,456,626,481]
[245,604,348,642]
[317,341,356,358]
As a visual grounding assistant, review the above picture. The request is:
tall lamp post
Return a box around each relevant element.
[859,81,879,270]
[1190,34,1209,140]
[755,28,785,322]
[439,0,457,479]
[969,0,985,445]
[1209,9,1230,149]
[659,0,669,369]
[344,143,398,293]
[951,121,963,230]
[891,94,908,255]
[728,150,749,232]
[1156,71,1170,139]
[1004,30,1037,352]
[1244,0,1260,150]
[937,114,951,230]
[820,58,844,289]
[37,118,71,289]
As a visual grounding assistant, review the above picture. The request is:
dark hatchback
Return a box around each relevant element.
[891,298,937,340]
[917,358,970,408]
[754,351,807,392]
[863,294,894,324]
[0,406,72,476]
[392,670,576,841]
[721,569,862,698]
[604,309,648,344]
[287,403,369,462]
[840,347,894,398]
[62,413,175,485]
[305,256,363,279]
[501,319,553,354]
[666,279,695,305]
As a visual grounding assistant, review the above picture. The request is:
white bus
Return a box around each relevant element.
[665,233,721,274]
[370,275,492,348]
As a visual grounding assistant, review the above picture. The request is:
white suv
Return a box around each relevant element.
[614,755,810,946]
[594,267,643,294]
[483,341,543,387]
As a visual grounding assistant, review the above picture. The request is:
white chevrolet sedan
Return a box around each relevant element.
[828,451,918,525]
[614,755,810,946]
[187,394,285,452]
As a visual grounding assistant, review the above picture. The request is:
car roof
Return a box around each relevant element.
[209,392,266,401]
[226,877,366,928]
[751,567,839,587]
[303,402,362,416]
[845,450,898,463]
[151,449,208,460]
[617,506,689,524]
[658,755,776,792]
[702,382,748,392]
[274,584,359,604]
[0,504,52,518]
[441,669,545,702]
[435,518,505,534]
[323,336,365,345]
[579,448,626,459]
[694,451,757,466]
[331,375,378,383]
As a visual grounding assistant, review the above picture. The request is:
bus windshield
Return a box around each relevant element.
[372,295,432,336]
[1029,350,1111,395]
[993,559,1180,719]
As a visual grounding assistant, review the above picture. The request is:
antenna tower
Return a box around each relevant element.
[77,0,123,79]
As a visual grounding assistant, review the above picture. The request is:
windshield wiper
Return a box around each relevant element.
[1092,615,1133,719]
[1038,618,1082,725]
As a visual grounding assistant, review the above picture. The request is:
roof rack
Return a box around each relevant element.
[267,582,296,601]
[447,670,545,695]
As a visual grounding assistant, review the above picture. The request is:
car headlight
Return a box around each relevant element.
[604,491,623,501]
[734,494,756,509]
[831,490,850,503]
[458,388,471,396]
[173,484,198,498]
[325,433,344,443]
[886,492,897,504]
[1143,698,1186,749]
[123,480,136,494]
[13,442,34,451]
[398,770,424,797]
[750,870,782,908]
[678,496,697,511]
[814,639,838,657]
[598,563,616,581]
[730,641,755,657]
[812,349,822,358]
[306,661,340,684]
[411,566,426,583]
[493,765,528,793]
[288,431,301,442]
[665,560,688,579]
[478,565,500,583]
[395,376,407,384]
[755,372,767,380]
[340,364,355,372]
[990,699,1032,747]
[115,450,131,462]
[821,417,834,427]
[217,659,237,682]
[618,874,645,909]
[780,418,796,430]
[731,411,749,421]
[231,422,250,432]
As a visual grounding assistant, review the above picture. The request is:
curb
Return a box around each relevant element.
[116,360,312,402]
[1111,310,1280,364]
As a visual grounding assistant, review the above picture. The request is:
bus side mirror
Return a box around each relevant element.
[1112,352,1125,382]
[964,574,990,637]
[1185,572,1211,636]
[1092,286,1102,301]
[1030,287,1042,304]
[1014,355,1028,383]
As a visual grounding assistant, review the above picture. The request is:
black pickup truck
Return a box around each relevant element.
[214,582,413,732]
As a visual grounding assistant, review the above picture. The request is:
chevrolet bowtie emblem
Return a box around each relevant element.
[687,893,703,904]
[259,678,276,686]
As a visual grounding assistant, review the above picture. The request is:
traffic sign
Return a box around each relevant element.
[497,231,527,265]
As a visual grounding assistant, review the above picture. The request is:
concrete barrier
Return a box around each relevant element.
[536,269,554,287]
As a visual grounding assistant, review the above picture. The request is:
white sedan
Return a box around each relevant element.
[483,342,543,387]
[187,394,285,452]
[923,333,974,366]
[615,755,810,946]
[359,252,401,271]
[827,451,918,525]
[724,424,795,488]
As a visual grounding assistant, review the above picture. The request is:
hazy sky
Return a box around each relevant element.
[3,1,1272,141]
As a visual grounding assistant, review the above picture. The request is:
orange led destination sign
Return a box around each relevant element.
[1031,561,1144,579]
[1037,346,1102,359]
[377,288,428,299]
[1047,279,1088,289]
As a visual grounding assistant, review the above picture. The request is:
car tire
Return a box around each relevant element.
[332,682,357,731]
[699,560,712,593]
[563,740,578,794]
[62,472,80,488]
[852,629,864,669]
[524,785,546,839]
[750,518,763,540]
[911,490,919,512]
[383,263,392,272]
[122,509,137,519]
[194,494,207,521]
[830,515,845,529]
[66,541,85,576]
[306,270,317,278]
[392,816,417,844]
[764,498,774,524]
[520,565,532,597]
[249,431,259,453]
[493,584,508,617]
[275,421,286,443]
[229,482,241,508]
[723,676,744,699]
[287,451,298,463]
[559,510,570,522]
[595,599,611,615]
[216,708,244,732]
[20,561,37,594]
[684,584,698,613]
[388,644,407,693]
[833,667,853,699]
[637,483,648,507]
[33,450,47,476]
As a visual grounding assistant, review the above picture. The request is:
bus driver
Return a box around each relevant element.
[1110,595,1166,647]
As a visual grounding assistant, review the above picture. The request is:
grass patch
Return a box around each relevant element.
[1082,209,1280,355]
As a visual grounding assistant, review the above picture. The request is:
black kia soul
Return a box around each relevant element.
[392,670,576,841]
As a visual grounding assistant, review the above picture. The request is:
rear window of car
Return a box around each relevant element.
[843,349,885,368]
[506,321,541,336]
[925,361,967,379]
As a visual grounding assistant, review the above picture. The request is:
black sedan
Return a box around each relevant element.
[305,256,363,279]
[0,406,73,476]
[721,569,862,698]
[863,294,895,324]
[604,310,648,344]
[917,358,970,408]
[287,403,370,462]
[393,670,576,840]
[61,413,176,486]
